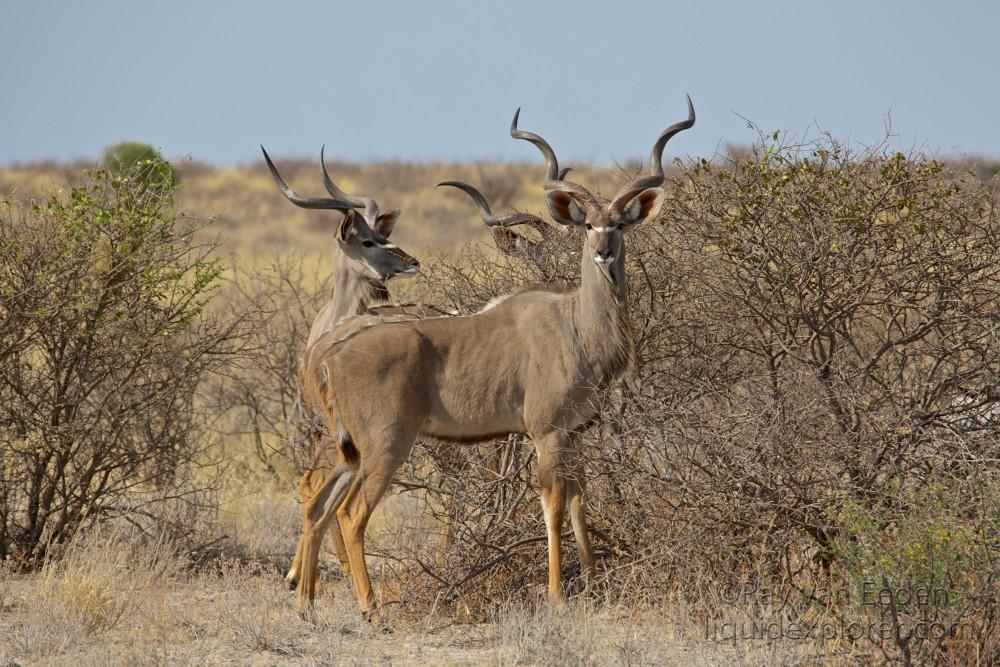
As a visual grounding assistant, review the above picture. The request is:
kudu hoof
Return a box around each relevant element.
[362,608,392,634]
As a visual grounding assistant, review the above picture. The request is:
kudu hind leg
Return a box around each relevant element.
[288,446,353,587]
[328,517,351,574]
[286,470,317,588]
[565,458,595,587]
[287,532,304,589]
[286,471,321,588]
[287,516,349,589]
[297,463,356,616]
[337,449,411,622]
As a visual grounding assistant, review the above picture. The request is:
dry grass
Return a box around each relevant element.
[0,486,820,666]
[0,158,630,266]
[0,545,801,666]
[1,529,184,662]
[0,530,752,666]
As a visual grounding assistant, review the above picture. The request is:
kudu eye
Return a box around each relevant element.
[361,240,374,248]
[585,223,593,230]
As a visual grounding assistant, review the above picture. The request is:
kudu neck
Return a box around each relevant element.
[573,235,634,383]
[329,251,389,325]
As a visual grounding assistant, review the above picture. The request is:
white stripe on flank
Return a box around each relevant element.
[478,293,514,313]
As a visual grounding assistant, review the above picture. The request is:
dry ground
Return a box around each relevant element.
[0,481,835,666]
[0,573,738,666]
[0,490,800,667]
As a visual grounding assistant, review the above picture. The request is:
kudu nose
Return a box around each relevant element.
[595,248,615,263]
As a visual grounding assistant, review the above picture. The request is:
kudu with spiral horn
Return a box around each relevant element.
[262,146,424,594]
[297,96,695,622]
[437,105,573,254]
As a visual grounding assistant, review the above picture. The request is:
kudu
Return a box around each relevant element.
[438,109,573,256]
[299,97,695,620]
[270,147,562,606]
[260,146,427,586]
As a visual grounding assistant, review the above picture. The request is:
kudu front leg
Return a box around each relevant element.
[536,438,568,604]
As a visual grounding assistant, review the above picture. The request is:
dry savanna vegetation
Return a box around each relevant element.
[1,134,998,665]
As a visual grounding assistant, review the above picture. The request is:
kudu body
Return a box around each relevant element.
[299,99,695,619]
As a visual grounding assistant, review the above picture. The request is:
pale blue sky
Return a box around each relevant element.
[1,0,997,166]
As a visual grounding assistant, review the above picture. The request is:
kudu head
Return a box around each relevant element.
[436,107,573,256]
[261,146,420,281]
[531,96,696,286]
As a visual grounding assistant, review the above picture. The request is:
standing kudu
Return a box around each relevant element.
[261,146,426,586]
[268,146,562,607]
[299,97,695,621]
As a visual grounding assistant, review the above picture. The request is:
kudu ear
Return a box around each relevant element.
[621,187,665,226]
[373,208,401,238]
[545,190,588,227]
[337,210,367,244]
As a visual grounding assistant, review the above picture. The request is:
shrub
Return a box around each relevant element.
[828,479,998,663]
[102,142,177,191]
[377,132,999,662]
[0,165,240,565]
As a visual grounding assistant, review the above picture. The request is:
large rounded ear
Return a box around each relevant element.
[373,208,401,238]
[545,190,588,227]
[337,210,367,244]
[622,187,665,226]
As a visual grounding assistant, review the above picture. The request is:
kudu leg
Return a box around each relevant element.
[565,457,595,587]
[296,462,357,617]
[337,451,409,623]
[535,436,568,604]
[287,507,352,588]
[286,475,316,587]
[327,518,351,573]
[287,441,353,588]
[287,532,304,588]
